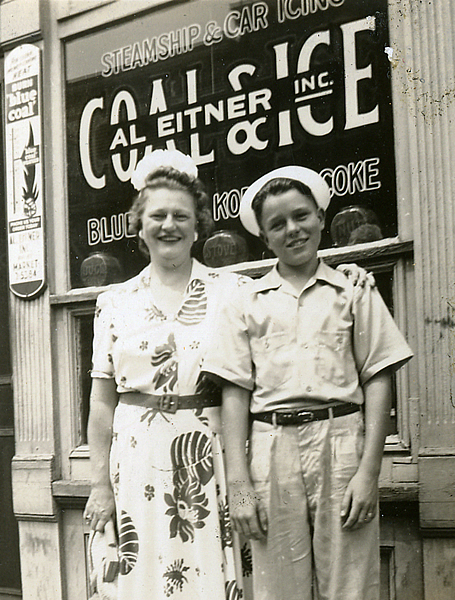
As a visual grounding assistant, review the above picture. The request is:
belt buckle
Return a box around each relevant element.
[295,410,315,423]
[158,394,179,413]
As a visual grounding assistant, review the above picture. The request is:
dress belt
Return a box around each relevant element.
[118,391,221,413]
[252,402,360,426]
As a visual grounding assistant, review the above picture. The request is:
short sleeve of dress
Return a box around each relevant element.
[91,291,116,379]
[352,284,413,384]
[203,276,255,391]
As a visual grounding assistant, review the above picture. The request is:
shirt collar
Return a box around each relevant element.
[252,259,349,294]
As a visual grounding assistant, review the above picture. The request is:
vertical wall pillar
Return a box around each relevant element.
[10,293,63,600]
[389,1,455,597]
[1,0,64,596]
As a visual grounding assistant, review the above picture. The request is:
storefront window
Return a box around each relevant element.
[65,0,398,288]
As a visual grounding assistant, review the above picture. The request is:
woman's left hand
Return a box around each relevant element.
[84,484,116,532]
[337,263,375,288]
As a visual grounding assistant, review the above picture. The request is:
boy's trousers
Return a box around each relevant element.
[249,410,380,600]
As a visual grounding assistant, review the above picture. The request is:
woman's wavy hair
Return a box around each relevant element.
[128,166,214,258]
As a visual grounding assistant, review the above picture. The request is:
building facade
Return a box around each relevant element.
[0,0,454,598]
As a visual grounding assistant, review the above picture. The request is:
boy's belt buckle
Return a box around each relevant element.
[295,410,315,423]
[158,394,179,413]
[279,410,315,424]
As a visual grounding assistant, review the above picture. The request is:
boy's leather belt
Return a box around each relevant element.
[252,402,360,426]
[119,391,221,413]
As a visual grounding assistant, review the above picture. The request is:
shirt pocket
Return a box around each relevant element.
[315,329,357,387]
[251,331,294,390]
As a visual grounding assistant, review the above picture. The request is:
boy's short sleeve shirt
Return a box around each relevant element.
[204,260,413,413]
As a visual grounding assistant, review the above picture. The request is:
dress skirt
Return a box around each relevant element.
[110,401,245,599]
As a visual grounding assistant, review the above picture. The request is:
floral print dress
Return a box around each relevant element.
[91,260,251,599]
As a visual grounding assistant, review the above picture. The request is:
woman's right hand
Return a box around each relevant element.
[228,480,268,541]
[83,484,115,532]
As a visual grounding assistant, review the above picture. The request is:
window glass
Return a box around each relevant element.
[65,0,397,287]
[76,313,94,445]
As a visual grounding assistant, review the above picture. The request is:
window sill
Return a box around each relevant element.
[50,238,413,304]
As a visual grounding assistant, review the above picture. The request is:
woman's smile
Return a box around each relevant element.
[158,234,182,242]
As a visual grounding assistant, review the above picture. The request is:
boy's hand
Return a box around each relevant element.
[337,263,375,288]
[340,469,378,530]
[229,480,268,540]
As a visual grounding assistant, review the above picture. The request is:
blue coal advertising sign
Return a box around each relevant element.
[65,0,397,287]
[5,44,46,298]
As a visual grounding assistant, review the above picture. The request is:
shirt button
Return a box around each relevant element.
[306,386,312,393]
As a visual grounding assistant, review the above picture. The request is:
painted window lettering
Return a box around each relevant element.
[101,25,202,76]
[87,213,136,246]
[277,0,346,22]
[211,158,381,221]
[78,16,379,190]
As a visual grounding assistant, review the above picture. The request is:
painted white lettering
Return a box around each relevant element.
[224,2,269,39]
[122,45,132,71]
[213,187,249,221]
[101,52,114,77]
[6,88,37,107]
[110,128,128,150]
[248,89,272,113]
[188,133,214,165]
[277,0,345,23]
[273,42,289,79]
[204,101,224,125]
[130,124,146,145]
[80,97,106,190]
[149,79,168,115]
[7,101,36,121]
[87,212,135,246]
[184,106,203,129]
[157,114,175,137]
[110,91,139,181]
[131,43,143,69]
[296,30,333,136]
[226,117,268,155]
[228,64,257,92]
[213,191,229,221]
[186,69,198,104]
[278,110,294,146]
[341,17,379,130]
[319,157,381,197]
[227,95,247,119]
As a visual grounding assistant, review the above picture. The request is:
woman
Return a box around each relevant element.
[84,150,247,599]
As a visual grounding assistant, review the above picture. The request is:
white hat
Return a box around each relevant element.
[131,149,198,191]
[239,166,331,237]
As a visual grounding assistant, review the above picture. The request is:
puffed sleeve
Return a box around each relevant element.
[91,291,116,379]
[202,275,255,391]
[352,284,413,384]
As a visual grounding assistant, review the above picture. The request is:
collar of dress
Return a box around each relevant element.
[137,259,219,291]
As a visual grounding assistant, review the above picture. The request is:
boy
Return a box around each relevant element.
[203,166,413,600]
